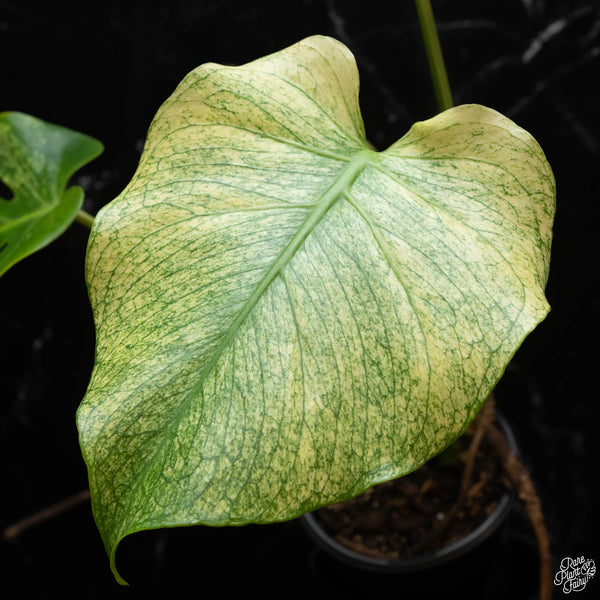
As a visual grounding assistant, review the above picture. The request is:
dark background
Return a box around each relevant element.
[1,1,598,598]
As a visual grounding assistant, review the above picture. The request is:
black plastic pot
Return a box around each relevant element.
[301,412,518,574]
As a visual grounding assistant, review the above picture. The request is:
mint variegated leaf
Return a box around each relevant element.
[77,36,554,583]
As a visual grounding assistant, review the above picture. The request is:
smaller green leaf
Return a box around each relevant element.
[0,112,103,277]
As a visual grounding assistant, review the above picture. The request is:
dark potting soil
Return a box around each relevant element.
[315,430,509,559]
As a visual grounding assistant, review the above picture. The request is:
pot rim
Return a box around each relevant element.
[300,412,518,573]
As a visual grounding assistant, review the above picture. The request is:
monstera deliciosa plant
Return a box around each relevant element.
[1,32,554,586]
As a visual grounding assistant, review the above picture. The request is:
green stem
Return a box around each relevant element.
[415,0,454,112]
[75,209,95,229]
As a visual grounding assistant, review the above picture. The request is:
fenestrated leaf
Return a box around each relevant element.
[0,112,103,277]
[77,35,555,583]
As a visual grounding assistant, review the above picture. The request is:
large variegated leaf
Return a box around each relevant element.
[77,35,555,583]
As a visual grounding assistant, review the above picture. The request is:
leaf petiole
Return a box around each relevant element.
[75,209,95,229]
[415,0,454,112]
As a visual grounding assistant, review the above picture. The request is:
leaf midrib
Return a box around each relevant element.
[115,148,373,538]
[0,200,53,235]
[192,148,374,399]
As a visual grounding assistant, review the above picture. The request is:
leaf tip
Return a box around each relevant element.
[110,546,129,586]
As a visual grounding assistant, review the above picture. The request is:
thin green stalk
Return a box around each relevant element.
[75,209,95,229]
[415,0,454,112]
